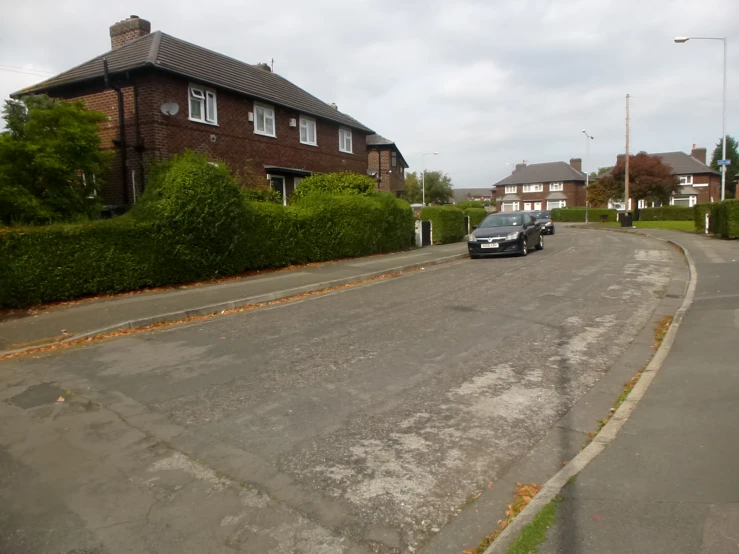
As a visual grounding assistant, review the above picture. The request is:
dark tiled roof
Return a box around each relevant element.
[653,151,720,175]
[453,188,494,203]
[493,161,585,186]
[14,31,372,132]
[366,133,408,167]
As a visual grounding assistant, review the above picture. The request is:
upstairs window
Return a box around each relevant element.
[522,183,544,193]
[678,175,693,185]
[189,85,217,125]
[255,103,276,137]
[549,182,563,191]
[339,128,353,153]
[505,185,517,194]
[300,116,317,146]
[391,151,397,167]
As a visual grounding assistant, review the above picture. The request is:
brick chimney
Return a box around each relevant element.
[110,16,151,49]
[569,158,582,173]
[256,62,272,72]
[690,144,707,164]
[514,162,526,172]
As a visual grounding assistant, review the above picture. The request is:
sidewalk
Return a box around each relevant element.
[538,229,739,554]
[0,243,467,354]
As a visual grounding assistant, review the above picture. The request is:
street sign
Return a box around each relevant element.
[717,159,731,166]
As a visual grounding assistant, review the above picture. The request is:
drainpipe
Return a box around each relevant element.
[132,81,146,193]
[103,57,130,205]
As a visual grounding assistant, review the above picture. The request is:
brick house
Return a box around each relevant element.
[492,159,586,212]
[452,188,495,204]
[366,134,408,195]
[13,16,373,207]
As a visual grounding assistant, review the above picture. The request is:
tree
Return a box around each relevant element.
[710,135,738,199]
[422,170,454,205]
[404,171,422,203]
[588,166,613,180]
[591,152,679,207]
[0,95,111,224]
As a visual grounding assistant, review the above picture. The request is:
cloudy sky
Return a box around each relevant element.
[2,0,738,187]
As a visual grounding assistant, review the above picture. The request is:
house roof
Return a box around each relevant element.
[652,151,720,175]
[494,161,585,186]
[13,31,373,133]
[453,188,494,203]
[546,191,568,200]
[366,134,408,167]
[501,194,521,201]
[676,185,700,196]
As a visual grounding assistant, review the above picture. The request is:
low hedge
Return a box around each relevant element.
[639,206,694,221]
[694,203,713,233]
[456,200,485,210]
[420,205,466,244]
[709,199,739,238]
[464,208,488,228]
[550,208,617,222]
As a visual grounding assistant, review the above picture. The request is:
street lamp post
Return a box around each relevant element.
[582,130,594,223]
[422,152,439,205]
[675,36,728,201]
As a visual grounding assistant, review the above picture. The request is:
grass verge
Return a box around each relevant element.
[505,496,564,554]
[594,221,695,232]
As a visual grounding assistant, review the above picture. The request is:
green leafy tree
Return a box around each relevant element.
[422,170,454,205]
[710,135,738,199]
[589,166,613,180]
[0,95,111,224]
[404,171,422,203]
[591,152,679,206]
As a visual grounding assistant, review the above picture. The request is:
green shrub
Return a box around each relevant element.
[639,206,694,221]
[694,203,713,233]
[292,171,376,201]
[464,208,488,228]
[709,199,739,238]
[456,200,485,210]
[421,205,466,244]
[0,182,57,225]
[550,208,617,222]
[240,186,282,204]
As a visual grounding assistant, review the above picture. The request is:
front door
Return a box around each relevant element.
[270,175,286,206]
[534,202,542,211]
[523,202,532,211]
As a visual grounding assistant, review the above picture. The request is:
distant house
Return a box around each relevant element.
[366,134,408,196]
[602,146,721,209]
[453,188,495,204]
[492,159,586,212]
[13,16,373,207]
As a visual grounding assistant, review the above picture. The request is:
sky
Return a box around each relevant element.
[2,0,738,188]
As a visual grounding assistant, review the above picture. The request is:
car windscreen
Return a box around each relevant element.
[479,214,523,227]
[533,211,550,219]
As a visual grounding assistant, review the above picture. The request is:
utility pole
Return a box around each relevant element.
[625,93,630,212]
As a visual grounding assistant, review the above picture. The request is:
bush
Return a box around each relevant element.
[464,208,488,228]
[550,208,617,222]
[639,206,694,221]
[456,200,485,210]
[421,205,466,244]
[709,199,739,238]
[694,203,713,233]
[292,171,376,201]
[240,187,282,204]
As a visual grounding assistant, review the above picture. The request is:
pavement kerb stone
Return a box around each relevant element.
[0,251,469,358]
[483,229,698,554]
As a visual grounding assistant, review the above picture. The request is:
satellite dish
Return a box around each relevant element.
[160,102,179,116]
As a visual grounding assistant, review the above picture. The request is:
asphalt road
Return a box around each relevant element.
[0,228,674,554]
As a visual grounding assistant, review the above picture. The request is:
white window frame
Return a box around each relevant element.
[522,183,544,193]
[547,200,566,209]
[501,201,519,212]
[549,182,564,192]
[670,196,696,207]
[188,84,217,125]
[534,202,542,210]
[678,175,693,185]
[299,116,317,146]
[254,103,276,138]
[339,128,353,154]
[523,202,532,210]
[504,185,517,194]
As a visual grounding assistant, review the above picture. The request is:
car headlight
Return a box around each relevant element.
[545,222,553,226]
[468,235,477,242]
[506,232,519,240]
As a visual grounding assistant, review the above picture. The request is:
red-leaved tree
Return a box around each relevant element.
[591,152,679,206]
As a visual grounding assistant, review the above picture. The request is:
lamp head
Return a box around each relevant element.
[674,36,689,43]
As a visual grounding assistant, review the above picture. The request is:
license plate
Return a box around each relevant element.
[481,243,498,249]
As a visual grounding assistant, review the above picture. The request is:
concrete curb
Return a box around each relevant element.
[0,252,468,358]
[483,230,697,554]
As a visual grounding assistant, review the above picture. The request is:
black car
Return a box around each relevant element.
[467,212,543,258]
[529,210,555,235]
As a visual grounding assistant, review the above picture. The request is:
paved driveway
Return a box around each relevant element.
[0,228,674,554]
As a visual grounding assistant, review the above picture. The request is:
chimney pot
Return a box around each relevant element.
[110,16,151,49]
[330,103,338,110]
[569,157,582,173]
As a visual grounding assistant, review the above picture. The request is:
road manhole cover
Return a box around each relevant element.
[9,383,65,409]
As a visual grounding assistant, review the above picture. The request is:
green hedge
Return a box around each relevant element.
[420,205,466,244]
[694,203,713,233]
[550,208,617,222]
[464,208,488,228]
[456,200,485,210]
[709,199,739,238]
[292,171,376,202]
[639,206,694,221]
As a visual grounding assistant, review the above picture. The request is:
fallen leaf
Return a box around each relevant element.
[56,396,65,402]
[488,482,494,489]
[594,515,601,521]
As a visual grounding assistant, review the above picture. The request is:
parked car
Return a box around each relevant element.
[530,210,555,234]
[467,212,543,259]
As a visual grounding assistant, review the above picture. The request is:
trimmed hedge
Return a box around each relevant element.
[456,200,485,210]
[694,203,713,233]
[464,208,488,228]
[420,205,466,244]
[550,208,617,222]
[709,199,739,239]
[292,171,376,201]
[639,206,694,221]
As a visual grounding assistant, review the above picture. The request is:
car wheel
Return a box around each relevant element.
[520,237,528,256]
[550,227,555,235]
[535,233,544,250]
